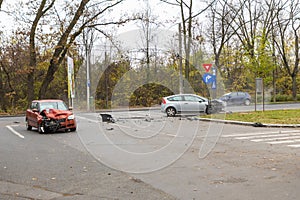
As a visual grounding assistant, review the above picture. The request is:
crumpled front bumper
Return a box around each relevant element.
[40,117,76,132]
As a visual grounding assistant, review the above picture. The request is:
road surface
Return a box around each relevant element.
[1,108,299,199]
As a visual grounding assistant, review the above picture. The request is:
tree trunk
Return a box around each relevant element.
[27,35,36,105]
[0,64,6,111]
[292,75,297,101]
[27,0,55,104]
[38,0,89,99]
[39,58,60,99]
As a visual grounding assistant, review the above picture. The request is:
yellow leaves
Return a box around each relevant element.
[36,61,49,71]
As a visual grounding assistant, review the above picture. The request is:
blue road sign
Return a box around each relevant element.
[212,80,217,89]
[202,73,215,84]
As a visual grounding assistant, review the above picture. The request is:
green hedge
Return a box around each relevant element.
[271,94,300,102]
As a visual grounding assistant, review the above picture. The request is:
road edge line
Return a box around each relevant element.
[6,125,25,139]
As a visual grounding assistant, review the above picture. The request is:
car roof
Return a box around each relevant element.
[166,93,201,97]
[165,94,208,99]
[32,99,64,103]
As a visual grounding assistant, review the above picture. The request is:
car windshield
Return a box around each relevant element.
[39,101,68,111]
[222,93,231,97]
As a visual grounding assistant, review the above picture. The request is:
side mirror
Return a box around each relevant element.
[69,107,73,111]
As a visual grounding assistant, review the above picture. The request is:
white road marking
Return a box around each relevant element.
[76,116,99,123]
[287,144,300,148]
[267,139,300,145]
[235,132,300,140]
[6,125,25,139]
[166,134,184,138]
[251,136,300,142]
[223,130,300,148]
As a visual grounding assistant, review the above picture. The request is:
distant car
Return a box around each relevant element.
[220,92,251,106]
[161,94,224,117]
[26,99,76,133]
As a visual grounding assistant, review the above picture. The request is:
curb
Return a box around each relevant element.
[198,117,300,128]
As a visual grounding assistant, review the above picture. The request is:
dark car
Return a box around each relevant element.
[26,99,77,133]
[220,92,251,106]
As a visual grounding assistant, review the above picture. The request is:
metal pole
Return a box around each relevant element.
[178,23,183,94]
[262,79,265,111]
[86,44,90,111]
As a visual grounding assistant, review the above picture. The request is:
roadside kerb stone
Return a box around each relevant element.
[198,117,300,128]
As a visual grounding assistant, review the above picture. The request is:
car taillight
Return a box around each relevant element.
[162,98,166,104]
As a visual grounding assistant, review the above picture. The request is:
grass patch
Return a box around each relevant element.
[206,109,300,124]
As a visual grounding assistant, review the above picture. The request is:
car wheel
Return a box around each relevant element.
[206,106,213,115]
[26,120,32,131]
[244,99,251,106]
[38,124,44,134]
[166,107,176,117]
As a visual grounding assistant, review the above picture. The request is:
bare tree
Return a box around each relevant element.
[226,0,281,89]
[274,0,300,100]
[206,0,239,77]
[38,0,130,98]
[27,0,55,106]
[161,0,214,81]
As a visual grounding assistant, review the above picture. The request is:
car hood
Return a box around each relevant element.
[42,109,73,119]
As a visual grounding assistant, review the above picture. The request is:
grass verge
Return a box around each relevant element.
[206,109,300,124]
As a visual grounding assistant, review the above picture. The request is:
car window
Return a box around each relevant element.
[231,92,238,97]
[57,102,68,110]
[31,102,38,109]
[184,95,203,102]
[167,96,182,101]
[39,102,68,111]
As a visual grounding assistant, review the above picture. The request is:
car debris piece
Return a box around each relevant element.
[99,113,116,123]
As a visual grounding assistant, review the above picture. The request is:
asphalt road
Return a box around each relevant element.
[1,106,300,200]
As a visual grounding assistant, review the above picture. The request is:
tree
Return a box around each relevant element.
[206,0,239,95]
[224,0,280,92]
[0,0,3,10]
[160,0,214,82]
[274,0,300,100]
[27,0,55,106]
[39,0,127,99]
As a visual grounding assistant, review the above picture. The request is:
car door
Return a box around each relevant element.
[229,92,239,104]
[27,102,39,127]
[237,92,246,104]
[182,95,206,112]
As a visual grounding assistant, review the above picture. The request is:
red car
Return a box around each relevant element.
[26,99,76,133]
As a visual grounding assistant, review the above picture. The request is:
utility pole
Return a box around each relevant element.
[178,23,183,94]
[85,30,90,111]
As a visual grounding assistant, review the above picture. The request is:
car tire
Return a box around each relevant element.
[206,106,213,115]
[38,124,44,134]
[244,99,251,106]
[166,107,176,117]
[26,120,32,131]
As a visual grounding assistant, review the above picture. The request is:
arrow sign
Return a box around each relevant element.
[203,63,212,72]
[202,73,214,84]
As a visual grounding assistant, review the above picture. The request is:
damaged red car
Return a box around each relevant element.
[26,99,76,133]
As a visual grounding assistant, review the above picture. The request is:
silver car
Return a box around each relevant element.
[161,94,223,117]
